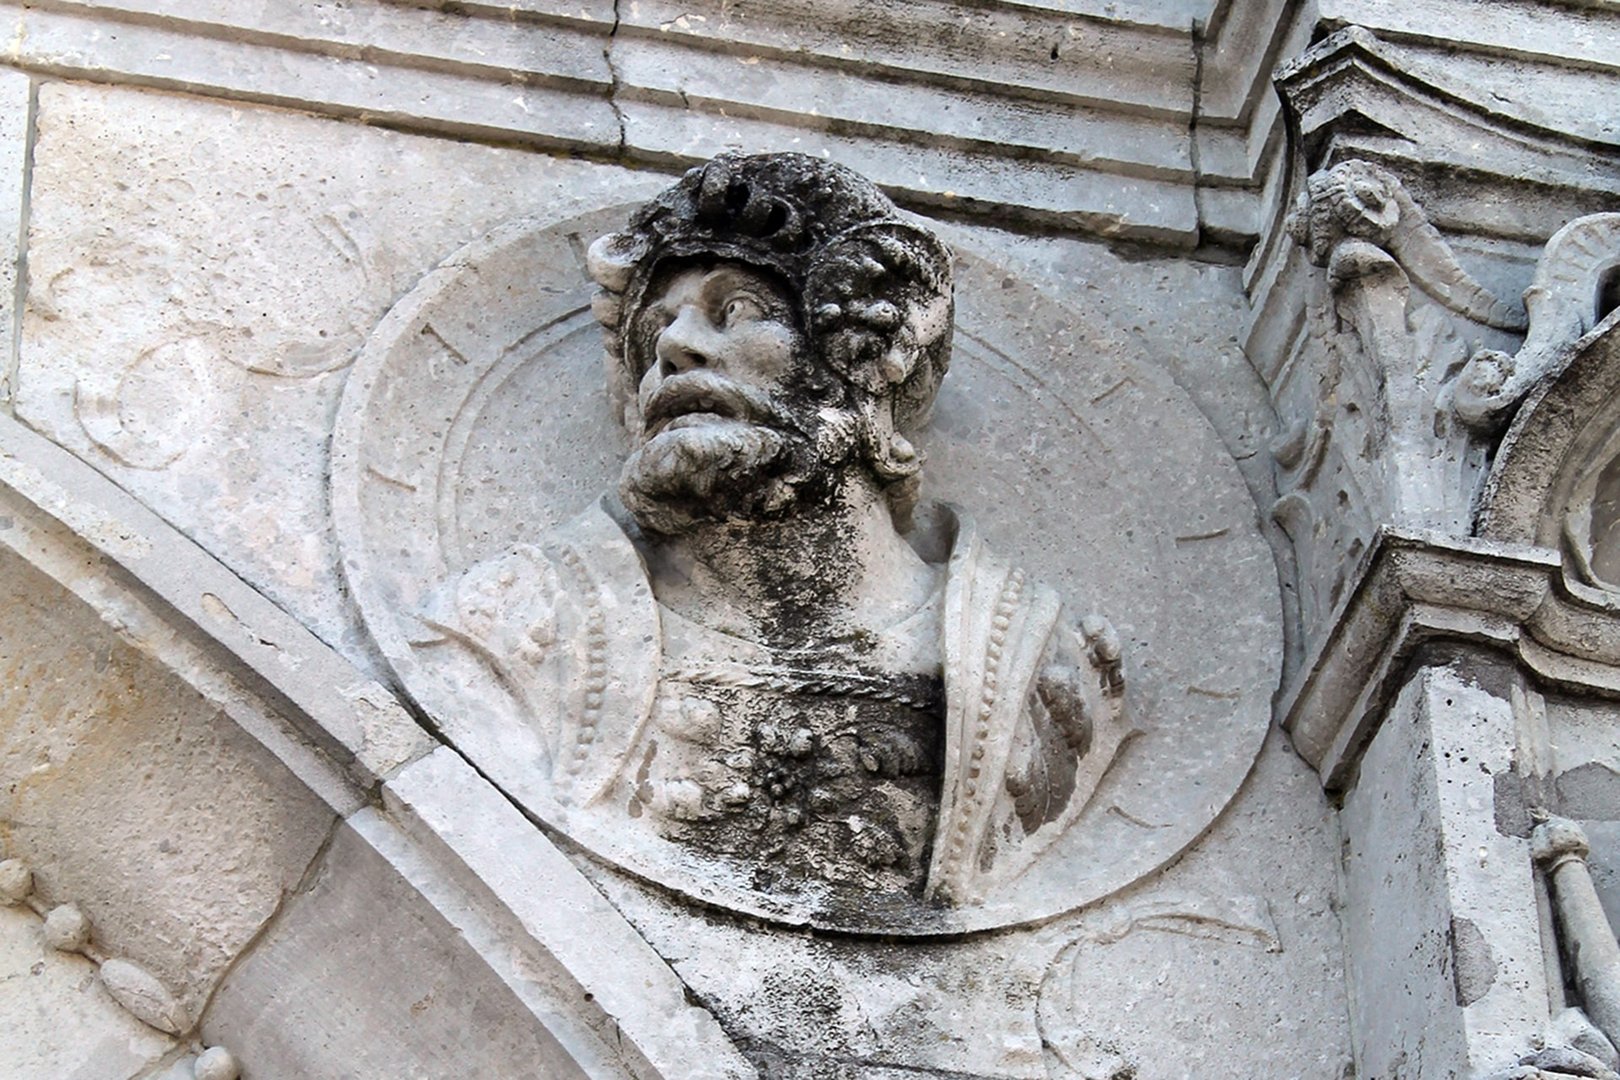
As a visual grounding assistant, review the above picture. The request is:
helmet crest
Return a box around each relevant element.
[586,153,954,438]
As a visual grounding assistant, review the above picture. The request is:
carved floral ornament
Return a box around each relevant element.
[331,154,1277,934]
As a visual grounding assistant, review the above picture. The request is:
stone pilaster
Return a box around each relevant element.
[1252,9,1620,1075]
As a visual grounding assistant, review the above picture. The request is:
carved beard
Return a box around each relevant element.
[618,408,859,536]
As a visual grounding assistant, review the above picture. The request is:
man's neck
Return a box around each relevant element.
[642,474,938,646]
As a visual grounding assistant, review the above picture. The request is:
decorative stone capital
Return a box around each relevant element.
[1286,159,1523,332]
[1279,528,1620,790]
[1264,156,1527,670]
[1533,816,1592,870]
[1273,25,1620,247]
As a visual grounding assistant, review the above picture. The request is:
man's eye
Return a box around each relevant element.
[721,296,761,326]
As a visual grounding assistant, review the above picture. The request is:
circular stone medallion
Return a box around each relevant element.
[331,204,1278,936]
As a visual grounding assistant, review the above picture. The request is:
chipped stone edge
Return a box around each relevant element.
[377,748,758,1080]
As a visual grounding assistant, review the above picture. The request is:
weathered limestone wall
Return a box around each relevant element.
[0,547,338,1021]
[592,725,1349,1078]
[0,1,1614,1078]
[0,72,1350,1078]
[12,81,666,673]
[1339,656,1548,1078]
[1549,696,1620,932]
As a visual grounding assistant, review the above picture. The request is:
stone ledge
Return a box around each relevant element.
[1282,528,1620,792]
[0,0,1228,247]
[1274,27,1620,233]
[1318,0,1620,76]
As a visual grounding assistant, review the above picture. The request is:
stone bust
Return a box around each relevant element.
[424,153,1129,908]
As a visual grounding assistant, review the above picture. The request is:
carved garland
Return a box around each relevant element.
[0,855,241,1079]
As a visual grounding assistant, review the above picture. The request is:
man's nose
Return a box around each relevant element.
[656,307,712,375]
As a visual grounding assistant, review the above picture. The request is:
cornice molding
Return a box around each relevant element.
[1283,528,1620,793]
[1,1,1610,254]
[0,0,1220,245]
[1277,26,1620,174]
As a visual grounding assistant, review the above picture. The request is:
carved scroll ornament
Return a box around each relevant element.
[1289,160,1524,334]
[1458,214,1620,433]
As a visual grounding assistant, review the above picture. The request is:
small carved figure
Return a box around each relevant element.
[424,154,1128,907]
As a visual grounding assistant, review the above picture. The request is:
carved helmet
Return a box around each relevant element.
[586,153,955,440]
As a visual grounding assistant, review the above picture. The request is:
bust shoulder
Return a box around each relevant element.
[419,500,663,805]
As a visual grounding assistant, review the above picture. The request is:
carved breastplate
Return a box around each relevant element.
[633,601,945,898]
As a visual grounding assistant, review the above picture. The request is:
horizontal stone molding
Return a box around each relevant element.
[1283,529,1620,792]
[0,0,1250,248]
[0,1,622,150]
[1318,0,1620,77]
[0,0,1611,255]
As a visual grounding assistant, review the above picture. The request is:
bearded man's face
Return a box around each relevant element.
[619,262,859,535]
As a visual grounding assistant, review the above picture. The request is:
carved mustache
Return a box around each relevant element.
[641,371,790,437]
